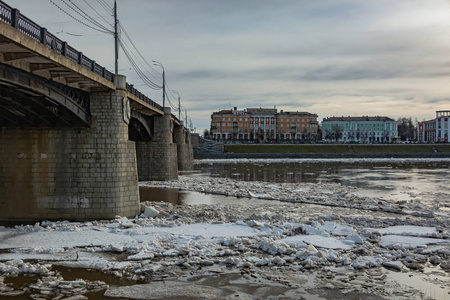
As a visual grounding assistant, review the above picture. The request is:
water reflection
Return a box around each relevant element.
[194,160,450,203]
[139,187,244,206]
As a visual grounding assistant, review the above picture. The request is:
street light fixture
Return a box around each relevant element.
[172,90,181,121]
[152,60,165,109]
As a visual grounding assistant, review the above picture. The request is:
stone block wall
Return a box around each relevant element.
[0,87,140,221]
[174,123,194,171]
[136,108,178,181]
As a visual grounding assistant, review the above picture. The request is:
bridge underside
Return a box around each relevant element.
[0,63,91,127]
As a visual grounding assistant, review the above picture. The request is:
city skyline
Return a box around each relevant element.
[12,0,450,133]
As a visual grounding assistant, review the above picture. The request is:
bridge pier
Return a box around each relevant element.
[174,121,194,171]
[136,108,178,181]
[0,75,140,221]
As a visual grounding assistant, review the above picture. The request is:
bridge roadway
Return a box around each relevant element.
[0,1,193,221]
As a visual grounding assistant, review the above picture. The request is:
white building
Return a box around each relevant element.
[322,116,398,143]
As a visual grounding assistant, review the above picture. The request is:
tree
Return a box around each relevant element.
[331,125,343,142]
[397,117,416,141]
[326,125,343,142]
[203,129,210,138]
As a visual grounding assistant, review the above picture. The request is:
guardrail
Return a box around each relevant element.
[0,0,169,115]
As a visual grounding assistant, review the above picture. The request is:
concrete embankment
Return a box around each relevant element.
[194,144,450,159]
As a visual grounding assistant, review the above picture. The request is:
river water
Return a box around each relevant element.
[2,158,450,300]
[141,158,450,208]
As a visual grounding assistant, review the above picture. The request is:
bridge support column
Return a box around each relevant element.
[136,108,178,181]
[174,121,193,171]
[0,75,140,221]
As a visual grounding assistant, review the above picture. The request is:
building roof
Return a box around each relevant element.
[246,108,278,115]
[322,116,395,122]
[278,111,318,117]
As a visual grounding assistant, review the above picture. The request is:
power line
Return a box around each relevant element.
[119,23,161,83]
[63,0,113,32]
[97,0,113,12]
[119,39,161,90]
[48,0,112,34]
[82,0,113,27]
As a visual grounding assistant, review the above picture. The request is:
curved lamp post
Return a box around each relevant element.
[172,90,181,121]
[152,60,165,109]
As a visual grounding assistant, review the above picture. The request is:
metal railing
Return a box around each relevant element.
[126,83,163,112]
[0,1,114,82]
[0,0,167,114]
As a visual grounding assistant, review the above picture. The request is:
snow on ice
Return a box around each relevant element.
[0,174,449,299]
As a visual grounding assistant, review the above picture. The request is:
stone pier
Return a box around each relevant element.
[136,108,178,181]
[0,75,140,221]
[174,121,194,171]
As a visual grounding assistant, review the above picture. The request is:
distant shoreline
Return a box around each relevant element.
[194,143,450,159]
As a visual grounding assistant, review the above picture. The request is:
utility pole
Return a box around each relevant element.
[114,0,118,74]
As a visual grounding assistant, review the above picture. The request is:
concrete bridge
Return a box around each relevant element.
[0,2,193,221]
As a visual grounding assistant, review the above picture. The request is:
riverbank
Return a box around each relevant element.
[195,144,450,159]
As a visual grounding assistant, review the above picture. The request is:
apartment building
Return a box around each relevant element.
[322,116,398,143]
[210,107,318,142]
[418,110,449,143]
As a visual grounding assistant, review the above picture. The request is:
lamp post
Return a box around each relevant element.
[172,90,181,121]
[152,60,165,108]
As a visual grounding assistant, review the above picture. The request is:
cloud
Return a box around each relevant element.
[10,0,450,132]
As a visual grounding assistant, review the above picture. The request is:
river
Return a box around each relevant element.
[141,158,450,208]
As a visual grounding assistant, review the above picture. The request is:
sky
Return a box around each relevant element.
[10,0,450,133]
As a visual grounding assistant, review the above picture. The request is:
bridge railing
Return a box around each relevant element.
[0,2,114,82]
[0,1,167,113]
[126,83,163,112]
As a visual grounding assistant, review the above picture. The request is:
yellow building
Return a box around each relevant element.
[210,107,318,142]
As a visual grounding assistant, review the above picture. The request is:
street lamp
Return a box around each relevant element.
[172,90,181,121]
[152,60,165,108]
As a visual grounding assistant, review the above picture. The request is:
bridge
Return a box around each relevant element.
[0,1,193,221]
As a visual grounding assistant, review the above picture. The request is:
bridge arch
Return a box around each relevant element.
[128,110,152,142]
[0,63,90,127]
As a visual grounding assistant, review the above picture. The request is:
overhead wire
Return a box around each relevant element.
[119,23,162,83]
[49,0,184,111]
[48,0,113,34]
[82,0,114,27]
[119,39,162,90]
[97,0,113,12]
[62,0,113,33]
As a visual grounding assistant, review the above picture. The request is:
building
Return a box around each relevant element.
[417,119,436,143]
[322,116,398,143]
[210,107,318,142]
[418,110,449,143]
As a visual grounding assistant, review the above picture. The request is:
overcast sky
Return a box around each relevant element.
[11,0,450,132]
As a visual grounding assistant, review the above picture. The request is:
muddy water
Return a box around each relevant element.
[193,159,450,204]
[3,159,450,299]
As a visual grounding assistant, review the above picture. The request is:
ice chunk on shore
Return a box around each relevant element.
[281,235,354,250]
[380,235,450,249]
[366,225,440,237]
